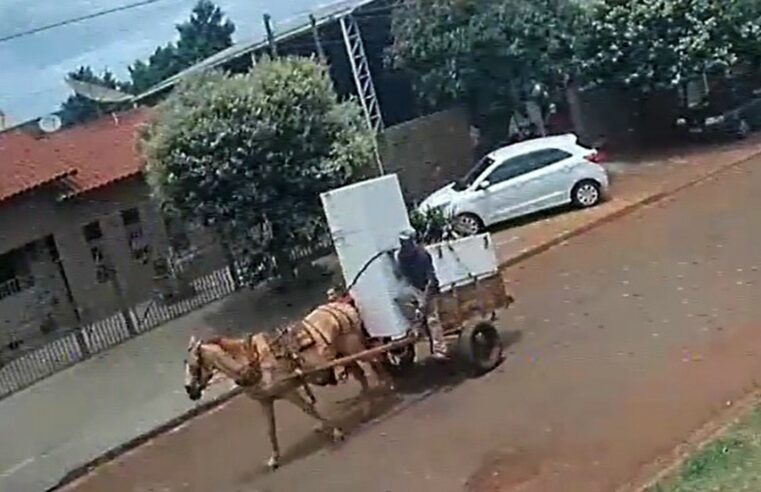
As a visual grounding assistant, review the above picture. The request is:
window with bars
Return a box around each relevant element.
[0,247,34,300]
[121,208,150,263]
[83,220,110,284]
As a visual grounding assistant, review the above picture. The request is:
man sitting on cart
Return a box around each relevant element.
[390,230,448,360]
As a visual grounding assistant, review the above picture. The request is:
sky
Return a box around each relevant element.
[0,0,326,125]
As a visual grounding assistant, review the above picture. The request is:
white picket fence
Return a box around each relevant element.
[80,314,133,355]
[0,266,236,400]
[0,331,84,399]
[133,268,237,332]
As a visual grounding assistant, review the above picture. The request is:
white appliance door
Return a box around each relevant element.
[321,174,412,339]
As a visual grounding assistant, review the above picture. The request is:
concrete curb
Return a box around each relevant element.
[48,148,761,491]
[499,149,761,271]
[47,388,243,491]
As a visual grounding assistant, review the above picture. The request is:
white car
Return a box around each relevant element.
[419,134,610,235]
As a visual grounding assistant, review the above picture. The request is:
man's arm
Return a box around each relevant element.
[424,250,439,293]
[387,250,402,280]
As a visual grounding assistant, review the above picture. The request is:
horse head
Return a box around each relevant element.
[326,286,355,307]
[184,335,214,401]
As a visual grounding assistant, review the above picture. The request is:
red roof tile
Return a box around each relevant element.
[0,130,76,203]
[0,107,152,204]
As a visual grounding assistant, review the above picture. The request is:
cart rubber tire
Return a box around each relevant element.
[384,344,416,376]
[458,321,503,375]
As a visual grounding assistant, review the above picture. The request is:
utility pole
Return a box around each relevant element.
[264,14,277,57]
[310,14,326,63]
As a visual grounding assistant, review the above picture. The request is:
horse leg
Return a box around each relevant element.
[257,398,280,470]
[369,358,395,391]
[345,362,372,419]
[355,356,395,392]
[282,389,344,443]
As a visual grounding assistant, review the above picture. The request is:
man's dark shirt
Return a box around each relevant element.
[397,245,439,292]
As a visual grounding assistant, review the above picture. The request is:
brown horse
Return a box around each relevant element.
[184,299,392,469]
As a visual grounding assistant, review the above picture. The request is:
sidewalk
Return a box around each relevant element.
[4,138,761,492]
[0,269,337,492]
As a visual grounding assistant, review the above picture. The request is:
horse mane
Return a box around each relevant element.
[205,336,250,359]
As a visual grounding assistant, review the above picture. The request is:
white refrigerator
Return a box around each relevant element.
[320,174,412,339]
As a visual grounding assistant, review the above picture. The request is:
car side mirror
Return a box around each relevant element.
[477,180,491,191]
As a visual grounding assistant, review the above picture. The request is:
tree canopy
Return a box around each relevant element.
[128,0,235,93]
[389,0,582,137]
[575,0,761,91]
[59,0,235,125]
[141,57,374,283]
[391,0,761,127]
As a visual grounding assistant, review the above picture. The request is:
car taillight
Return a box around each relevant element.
[585,150,605,164]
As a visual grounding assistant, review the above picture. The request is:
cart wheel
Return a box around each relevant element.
[384,344,416,376]
[458,321,503,375]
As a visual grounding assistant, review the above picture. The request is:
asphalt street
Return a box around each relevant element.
[59,155,761,491]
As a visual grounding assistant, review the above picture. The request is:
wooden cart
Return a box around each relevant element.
[383,270,514,375]
[283,269,514,385]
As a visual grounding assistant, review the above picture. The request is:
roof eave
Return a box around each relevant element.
[0,168,78,207]
[59,170,143,201]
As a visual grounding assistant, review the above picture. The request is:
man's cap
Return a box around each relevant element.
[399,229,416,242]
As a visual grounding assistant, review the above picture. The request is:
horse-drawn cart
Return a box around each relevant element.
[184,174,514,469]
[317,174,514,377]
[285,243,513,384]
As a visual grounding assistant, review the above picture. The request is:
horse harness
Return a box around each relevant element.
[226,303,359,403]
[299,304,357,348]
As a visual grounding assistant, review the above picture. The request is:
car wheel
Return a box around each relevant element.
[737,119,751,139]
[454,213,484,236]
[572,180,602,208]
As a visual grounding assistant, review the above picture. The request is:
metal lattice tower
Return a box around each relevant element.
[340,14,386,174]
[340,14,384,134]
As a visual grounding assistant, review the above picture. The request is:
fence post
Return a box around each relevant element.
[109,266,137,336]
[220,243,241,291]
[74,328,91,359]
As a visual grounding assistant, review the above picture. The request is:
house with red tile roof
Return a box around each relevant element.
[0,108,224,352]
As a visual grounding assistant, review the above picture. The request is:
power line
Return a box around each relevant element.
[0,0,184,44]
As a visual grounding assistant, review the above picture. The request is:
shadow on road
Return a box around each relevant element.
[235,329,524,477]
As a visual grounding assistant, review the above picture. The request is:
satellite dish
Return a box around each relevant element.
[65,77,133,104]
[38,114,62,133]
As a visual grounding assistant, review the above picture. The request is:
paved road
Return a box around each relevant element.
[59,156,761,492]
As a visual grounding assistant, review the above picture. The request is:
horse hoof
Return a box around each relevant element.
[267,457,280,470]
[332,428,345,443]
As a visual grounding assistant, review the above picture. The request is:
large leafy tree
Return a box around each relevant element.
[390,0,582,139]
[128,0,235,93]
[59,66,127,125]
[576,0,761,91]
[141,57,374,283]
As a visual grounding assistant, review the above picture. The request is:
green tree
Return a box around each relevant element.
[128,0,235,93]
[128,45,184,94]
[576,0,761,91]
[176,0,235,65]
[140,57,374,283]
[59,66,126,125]
[390,0,582,140]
